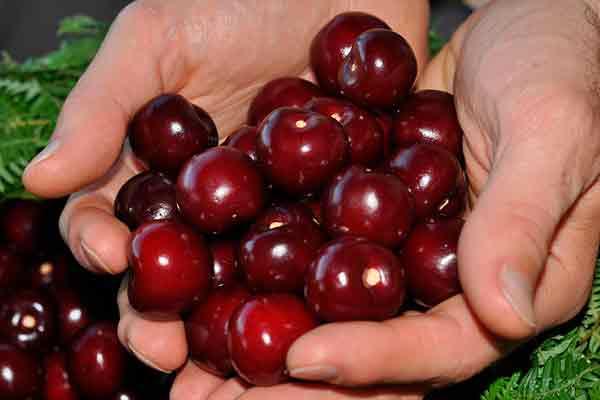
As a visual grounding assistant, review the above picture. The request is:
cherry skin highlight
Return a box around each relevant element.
[177,147,266,234]
[250,202,317,234]
[322,166,414,248]
[400,218,464,307]
[29,252,70,292]
[228,294,317,386]
[247,77,323,126]
[310,12,390,94]
[54,288,92,346]
[209,239,241,289]
[0,343,40,400]
[338,29,417,110]
[128,221,212,317]
[43,351,79,400]
[256,107,348,196]
[223,125,259,161]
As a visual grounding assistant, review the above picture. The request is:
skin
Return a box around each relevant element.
[22,0,600,399]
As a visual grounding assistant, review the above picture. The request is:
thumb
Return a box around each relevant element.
[23,3,162,198]
[458,141,576,340]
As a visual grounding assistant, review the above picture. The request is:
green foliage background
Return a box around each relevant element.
[0,18,598,399]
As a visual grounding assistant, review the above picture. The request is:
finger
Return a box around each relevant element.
[117,278,188,373]
[23,2,163,198]
[207,378,248,400]
[287,296,505,387]
[170,361,225,400]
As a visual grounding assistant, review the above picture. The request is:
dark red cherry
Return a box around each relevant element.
[240,223,326,293]
[305,237,406,321]
[185,285,251,376]
[305,97,384,166]
[256,108,348,196]
[54,288,92,346]
[393,90,463,157]
[177,147,266,234]
[386,144,465,220]
[251,202,316,234]
[0,246,24,292]
[30,252,70,292]
[0,199,47,254]
[113,390,137,400]
[322,166,414,248]
[228,294,317,386]
[338,29,417,109]
[114,171,179,230]
[128,221,212,317]
[247,78,323,126]
[0,343,40,400]
[310,12,390,94]
[400,218,463,307]
[374,111,394,158]
[43,351,79,400]
[303,198,323,225]
[68,322,127,399]
[209,240,241,289]
[129,94,218,176]
[0,289,55,352]
[223,125,259,161]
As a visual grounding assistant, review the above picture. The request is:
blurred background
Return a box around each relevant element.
[0,0,472,60]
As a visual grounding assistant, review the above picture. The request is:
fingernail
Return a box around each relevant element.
[289,365,338,382]
[24,139,61,174]
[128,344,172,374]
[81,240,115,274]
[500,265,537,328]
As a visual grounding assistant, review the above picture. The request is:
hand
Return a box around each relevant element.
[22,0,430,399]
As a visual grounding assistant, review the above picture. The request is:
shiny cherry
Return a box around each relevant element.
[177,147,266,234]
[0,246,24,292]
[393,90,463,157]
[305,97,384,166]
[129,94,218,176]
[114,171,179,230]
[30,252,70,291]
[54,288,92,345]
[251,202,316,234]
[185,285,251,376]
[0,199,47,253]
[43,351,79,400]
[228,294,317,386]
[0,289,55,352]
[240,223,326,293]
[0,343,40,400]
[128,221,212,317]
[400,218,463,307]
[113,390,138,400]
[305,237,406,321]
[223,125,259,161]
[386,144,465,220]
[209,239,241,289]
[247,77,323,126]
[68,322,127,399]
[322,166,414,248]
[338,29,417,109]
[256,107,348,196]
[310,12,390,94]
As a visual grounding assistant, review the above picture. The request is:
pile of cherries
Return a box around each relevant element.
[116,11,467,388]
[0,200,172,399]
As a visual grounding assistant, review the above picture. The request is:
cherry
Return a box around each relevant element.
[128,221,212,317]
[209,239,241,289]
[30,252,70,292]
[305,236,406,321]
[400,218,463,308]
[322,166,414,248]
[240,223,326,293]
[54,288,92,346]
[374,111,394,158]
[250,202,316,234]
[310,12,390,94]
[228,294,317,386]
[177,147,266,234]
[185,285,251,376]
[0,199,47,254]
[0,343,40,400]
[0,289,55,352]
[0,246,24,292]
[386,144,465,220]
[305,97,384,166]
[247,77,323,126]
[114,171,179,230]
[43,351,79,400]
[223,125,259,161]
[129,94,218,176]
[68,322,127,399]
[302,198,323,225]
[113,390,137,400]
[256,107,348,196]
[393,90,463,157]
[338,29,417,110]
